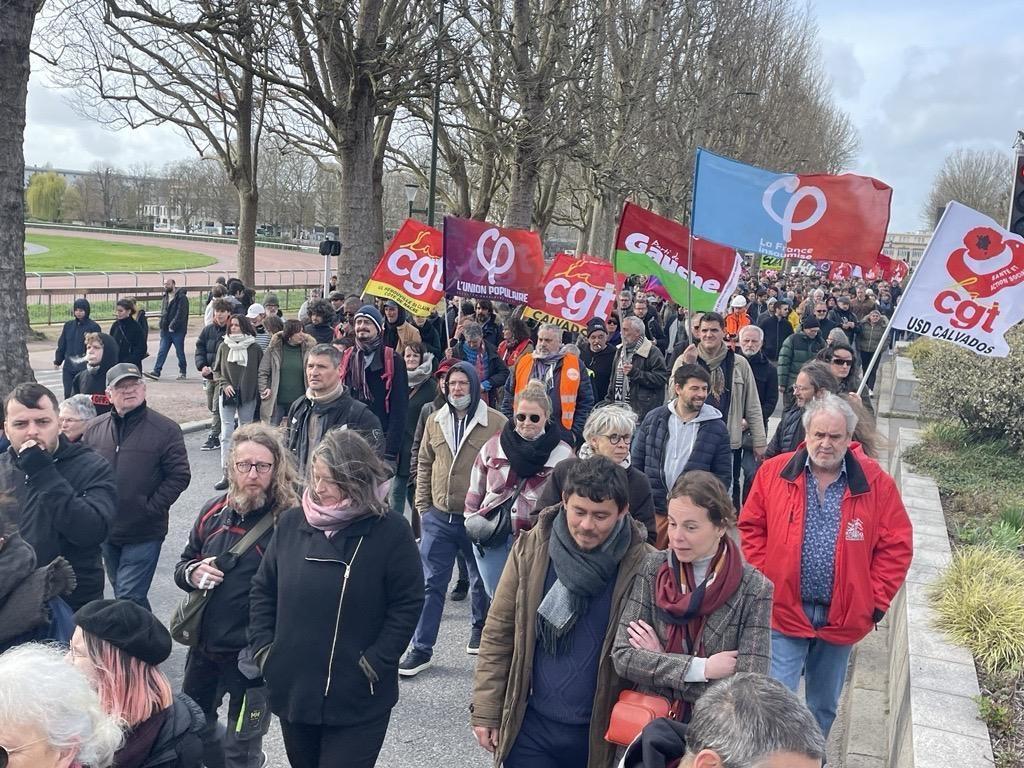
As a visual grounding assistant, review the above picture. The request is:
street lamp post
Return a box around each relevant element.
[405,183,429,220]
[427,0,444,226]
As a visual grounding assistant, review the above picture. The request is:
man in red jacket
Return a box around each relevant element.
[739,393,912,740]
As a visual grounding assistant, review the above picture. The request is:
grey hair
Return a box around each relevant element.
[802,392,858,435]
[738,324,763,341]
[60,394,97,421]
[0,643,124,767]
[583,404,637,444]
[621,315,645,333]
[538,322,564,338]
[827,328,850,346]
[462,320,483,339]
[684,672,825,767]
[561,343,581,357]
[308,428,391,517]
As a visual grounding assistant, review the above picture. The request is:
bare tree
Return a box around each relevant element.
[925,147,1013,227]
[0,0,43,390]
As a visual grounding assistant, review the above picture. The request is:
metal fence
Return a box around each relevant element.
[27,283,320,326]
[25,268,324,292]
[26,221,320,252]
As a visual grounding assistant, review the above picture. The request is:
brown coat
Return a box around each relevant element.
[471,506,651,768]
[394,321,421,354]
[256,332,315,422]
[610,550,773,704]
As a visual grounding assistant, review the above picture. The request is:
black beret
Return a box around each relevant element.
[73,599,172,666]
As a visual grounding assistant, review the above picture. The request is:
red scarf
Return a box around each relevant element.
[654,537,744,657]
[499,338,530,368]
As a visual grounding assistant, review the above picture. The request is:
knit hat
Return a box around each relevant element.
[801,316,821,329]
[586,318,608,335]
[73,599,172,666]
[262,293,280,307]
[435,357,458,380]
[328,291,345,302]
[354,305,385,333]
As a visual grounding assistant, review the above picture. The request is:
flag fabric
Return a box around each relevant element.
[523,253,621,332]
[442,216,545,305]
[691,148,892,269]
[889,201,1024,357]
[364,219,444,316]
[613,202,740,312]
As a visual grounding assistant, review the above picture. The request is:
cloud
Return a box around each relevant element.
[821,41,865,101]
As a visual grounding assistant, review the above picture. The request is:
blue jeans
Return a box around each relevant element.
[219,397,258,471]
[770,601,854,740]
[410,509,488,656]
[472,534,513,599]
[154,329,187,375]
[102,540,164,610]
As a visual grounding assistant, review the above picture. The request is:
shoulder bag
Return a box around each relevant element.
[170,511,275,646]
[464,478,526,550]
[605,690,679,747]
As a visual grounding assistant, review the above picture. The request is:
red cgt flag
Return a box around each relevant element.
[523,253,622,331]
[364,219,444,316]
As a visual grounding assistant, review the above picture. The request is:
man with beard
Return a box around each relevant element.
[175,423,299,768]
[382,299,422,354]
[741,394,912,742]
[503,323,594,449]
[0,383,116,610]
[827,295,860,350]
[474,299,504,349]
[735,325,778,507]
[71,332,119,415]
[338,305,409,468]
[580,318,615,404]
[631,364,731,548]
[147,278,189,380]
[285,344,384,472]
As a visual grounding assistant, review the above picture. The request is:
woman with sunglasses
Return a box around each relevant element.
[174,423,298,768]
[0,644,122,768]
[819,342,874,416]
[536,405,657,544]
[606,311,622,345]
[465,379,574,596]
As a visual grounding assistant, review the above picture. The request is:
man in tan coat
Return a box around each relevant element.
[471,455,649,768]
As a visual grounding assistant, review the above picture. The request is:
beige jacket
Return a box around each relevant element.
[256,332,315,422]
[670,349,766,450]
[415,400,506,515]
[471,506,651,768]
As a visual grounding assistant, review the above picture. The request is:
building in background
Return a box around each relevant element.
[882,231,929,270]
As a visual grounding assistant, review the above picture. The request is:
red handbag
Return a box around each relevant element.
[604,690,679,747]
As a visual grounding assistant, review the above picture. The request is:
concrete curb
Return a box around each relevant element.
[180,419,212,435]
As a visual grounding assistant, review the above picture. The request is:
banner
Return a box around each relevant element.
[692,148,892,269]
[443,216,545,304]
[889,202,1024,357]
[522,254,621,331]
[759,255,785,270]
[876,253,910,283]
[613,202,740,312]
[363,219,444,315]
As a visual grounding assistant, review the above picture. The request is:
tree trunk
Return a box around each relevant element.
[0,0,40,392]
[584,188,622,261]
[504,110,542,229]
[337,84,379,294]
[236,187,258,286]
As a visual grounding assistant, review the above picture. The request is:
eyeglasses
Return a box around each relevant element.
[1,737,47,766]
[815,310,827,315]
[831,358,853,367]
[515,413,542,423]
[234,461,274,474]
[59,416,84,424]
[604,433,632,445]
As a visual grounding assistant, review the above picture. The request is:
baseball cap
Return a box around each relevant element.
[245,303,266,319]
[328,291,345,302]
[106,363,143,388]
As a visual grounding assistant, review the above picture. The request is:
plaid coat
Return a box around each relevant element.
[611,550,772,704]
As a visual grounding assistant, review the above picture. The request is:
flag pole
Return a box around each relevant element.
[855,202,949,398]
[686,149,702,333]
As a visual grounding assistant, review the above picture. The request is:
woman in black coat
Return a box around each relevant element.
[110,298,148,368]
[248,429,424,768]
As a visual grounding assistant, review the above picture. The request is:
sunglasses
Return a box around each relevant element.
[515,413,542,423]
[831,357,853,367]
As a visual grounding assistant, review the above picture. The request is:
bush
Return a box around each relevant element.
[910,325,1024,453]
[930,546,1024,674]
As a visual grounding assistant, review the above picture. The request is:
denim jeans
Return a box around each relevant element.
[505,705,589,768]
[410,509,488,656]
[770,601,854,740]
[472,534,513,599]
[731,447,757,508]
[102,540,164,610]
[154,329,187,375]
[220,397,258,471]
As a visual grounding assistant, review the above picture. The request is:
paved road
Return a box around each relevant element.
[155,431,491,768]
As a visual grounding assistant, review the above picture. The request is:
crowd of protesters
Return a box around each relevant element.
[0,264,912,768]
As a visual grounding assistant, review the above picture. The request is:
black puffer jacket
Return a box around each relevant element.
[248,508,424,726]
[111,316,149,367]
[118,694,205,768]
[72,332,120,416]
[83,404,191,544]
[174,496,275,655]
[285,388,385,471]
[0,436,116,609]
[765,404,805,460]
[55,298,101,367]
[194,321,227,375]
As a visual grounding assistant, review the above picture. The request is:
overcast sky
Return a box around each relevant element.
[23,1,1024,233]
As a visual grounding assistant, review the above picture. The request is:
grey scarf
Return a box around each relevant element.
[537,509,632,654]
[407,352,435,389]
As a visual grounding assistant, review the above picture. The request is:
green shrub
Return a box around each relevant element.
[905,336,941,368]
[930,547,1024,674]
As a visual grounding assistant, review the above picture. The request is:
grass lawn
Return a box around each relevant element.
[25,234,217,272]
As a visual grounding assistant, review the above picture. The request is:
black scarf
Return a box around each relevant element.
[383,306,408,349]
[350,335,384,403]
[499,418,561,480]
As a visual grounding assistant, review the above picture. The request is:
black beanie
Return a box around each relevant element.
[801,316,821,330]
[73,599,172,666]
[586,318,608,335]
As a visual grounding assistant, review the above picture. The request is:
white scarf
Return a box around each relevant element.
[223,334,257,365]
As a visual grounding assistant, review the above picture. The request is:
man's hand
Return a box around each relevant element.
[753,445,766,461]
[705,650,738,680]
[201,365,213,377]
[473,726,500,753]
[189,557,226,589]
[681,344,698,364]
[260,388,272,400]
[53,362,61,369]
[621,362,633,376]
[14,440,51,475]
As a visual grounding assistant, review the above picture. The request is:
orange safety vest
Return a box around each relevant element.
[513,353,582,432]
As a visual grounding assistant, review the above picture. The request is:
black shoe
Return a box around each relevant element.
[398,649,433,677]
[201,435,220,451]
[450,579,469,601]
[467,626,483,655]
[176,372,187,380]
[143,370,160,380]
[214,476,229,491]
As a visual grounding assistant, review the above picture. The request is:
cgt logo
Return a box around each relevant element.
[934,227,1024,331]
[543,261,616,323]
[387,230,443,297]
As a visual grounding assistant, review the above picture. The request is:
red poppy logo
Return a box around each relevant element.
[947,227,1024,299]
